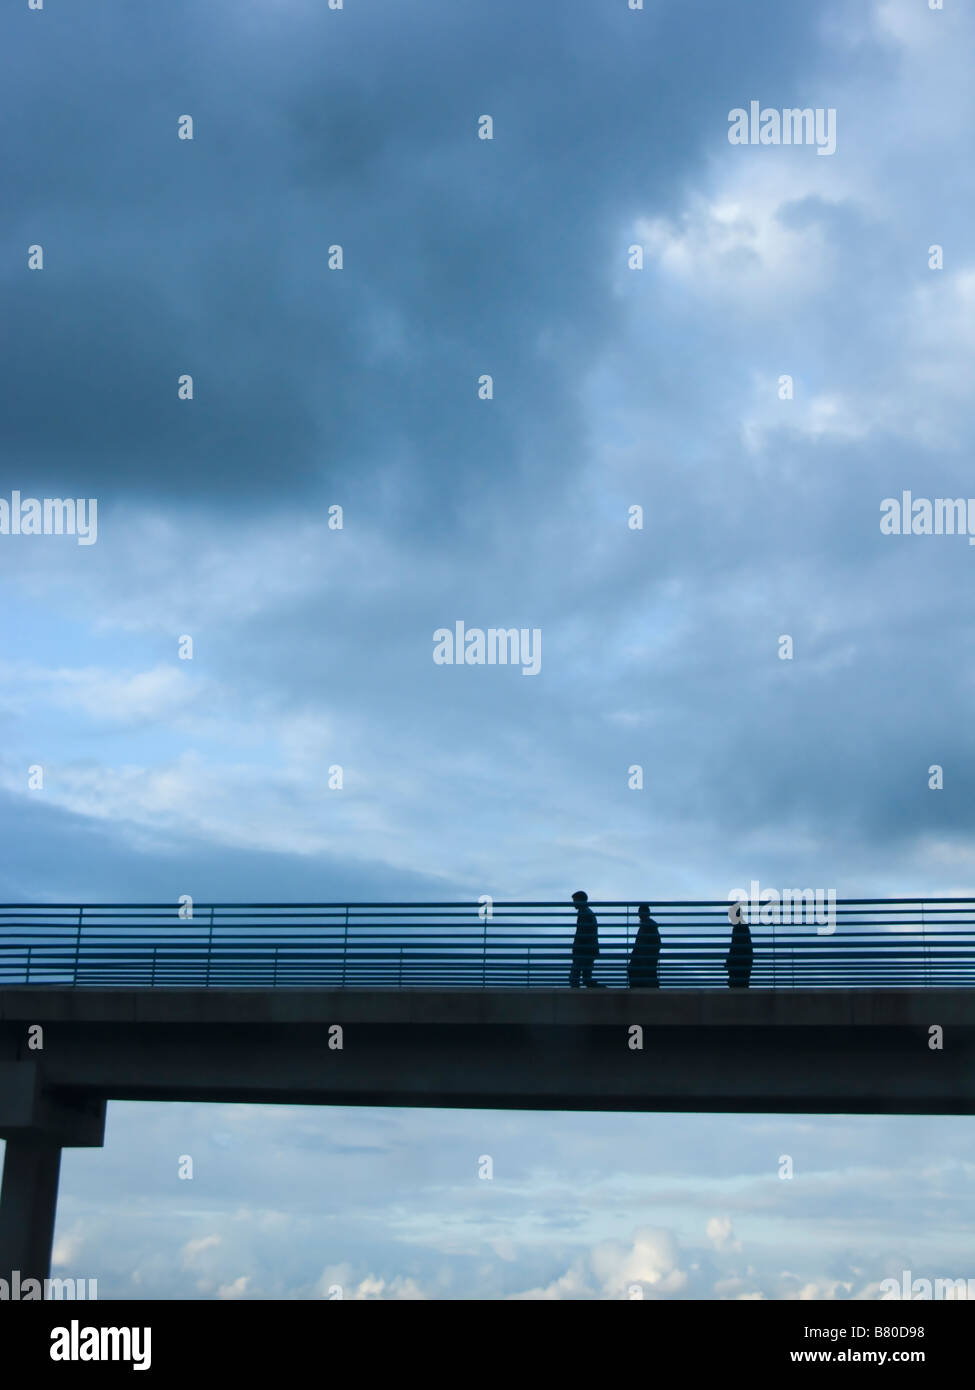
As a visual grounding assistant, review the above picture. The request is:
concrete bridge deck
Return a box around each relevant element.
[2,984,973,1113]
[2,981,973,1286]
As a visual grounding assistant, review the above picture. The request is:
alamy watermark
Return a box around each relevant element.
[881,1270,973,1300]
[880,493,975,545]
[433,621,541,676]
[728,102,836,156]
[0,491,97,545]
[50,1320,150,1371]
[0,1270,97,1299]
[729,880,836,934]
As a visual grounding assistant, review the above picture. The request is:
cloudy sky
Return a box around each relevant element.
[2,0,973,1299]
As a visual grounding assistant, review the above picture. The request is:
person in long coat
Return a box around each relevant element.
[628,903,661,988]
[725,903,753,988]
[569,890,603,987]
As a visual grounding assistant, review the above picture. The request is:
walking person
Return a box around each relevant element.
[569,890,603,987]
[725,901,753,988]
[628,903,661,988]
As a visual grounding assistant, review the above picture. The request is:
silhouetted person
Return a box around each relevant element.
[628,903,661,988]
[569,890,603,987]
[725,904,753,988]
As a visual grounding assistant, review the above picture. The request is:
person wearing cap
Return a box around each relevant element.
[569,890,604,987]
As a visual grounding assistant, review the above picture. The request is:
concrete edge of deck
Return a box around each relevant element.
[2,986,973,1027]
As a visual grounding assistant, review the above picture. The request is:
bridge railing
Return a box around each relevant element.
[0,899,974,989]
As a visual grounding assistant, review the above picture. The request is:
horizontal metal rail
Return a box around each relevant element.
[0,900,973,989]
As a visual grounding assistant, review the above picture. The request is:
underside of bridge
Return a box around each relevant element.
[1,986,973,1283]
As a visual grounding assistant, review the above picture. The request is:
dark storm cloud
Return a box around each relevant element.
[3,0,819,519]
[1,0,967,885]
[0,789,463,903]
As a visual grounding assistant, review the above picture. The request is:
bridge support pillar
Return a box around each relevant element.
[0,1136,63,1285]
[0,1063,106,1287]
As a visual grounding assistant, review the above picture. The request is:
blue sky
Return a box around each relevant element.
[2,0,974,1298]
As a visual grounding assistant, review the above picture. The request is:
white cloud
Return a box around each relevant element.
[217,1275,251,1300]
[741,382,879,454]
[633,176,833,306]
[349,1275,427,1300]
[182,1234,223,1267]
[511,1228,689,1300]
[795,1279,854,1300]
[51,1228,84,1267]
[0,661,208,726]
[706,1215,743,1253]
[509,1260,592,1301]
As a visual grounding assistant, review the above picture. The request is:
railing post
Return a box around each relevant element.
[73,906,83,988]
[627,905,631,988]
[922,901,928,989]
[482,907,487,989]
[205,906,214,988]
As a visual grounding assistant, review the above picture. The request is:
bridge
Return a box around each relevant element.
[2,898,974,1287]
